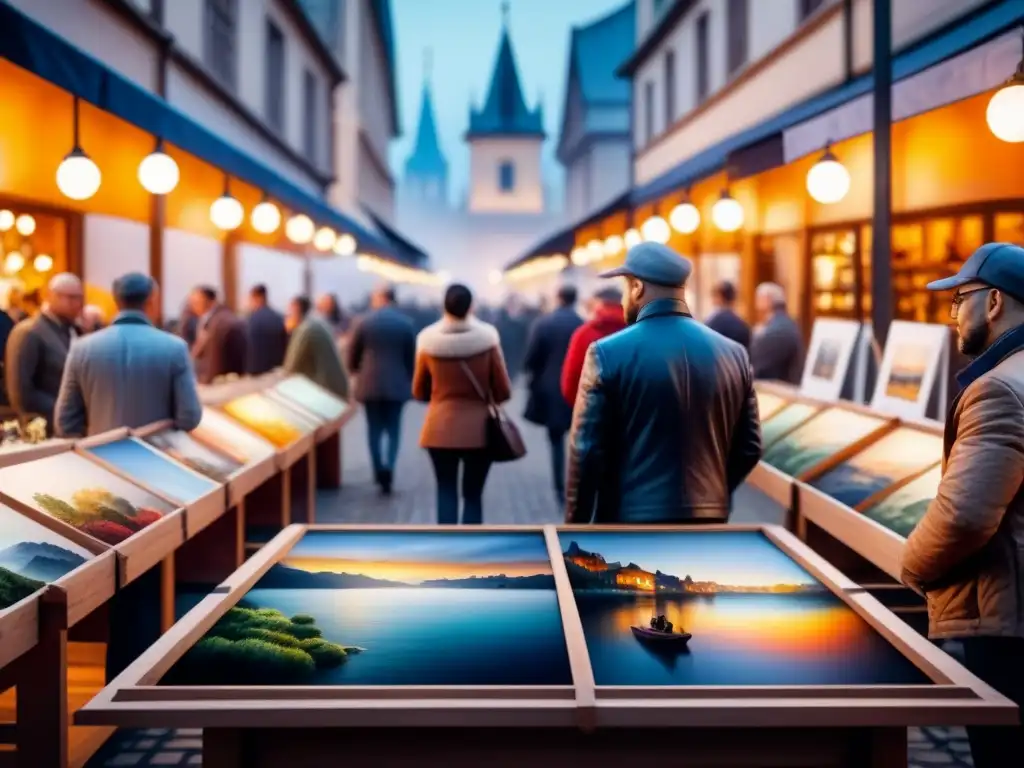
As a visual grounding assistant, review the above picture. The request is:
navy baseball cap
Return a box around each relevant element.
[927,242,1024,303]
[599,242,693,287]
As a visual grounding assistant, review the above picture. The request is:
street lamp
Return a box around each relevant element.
[56,97,101,201]
[806,143,851,204]
[711,190,744,232]
[986,30,1024,143]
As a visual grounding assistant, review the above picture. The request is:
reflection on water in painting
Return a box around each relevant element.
[576,593,928,687]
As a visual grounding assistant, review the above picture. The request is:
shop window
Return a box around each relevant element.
[695,12,710,103]
[809,228,859,320]
[0,205,69,316]
[204,0,238,91]
[726,0,749,76]
[498,161,515,192]
[995,212,1024,247]
[264,19,286,134]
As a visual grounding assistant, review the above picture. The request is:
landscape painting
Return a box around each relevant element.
[885,343,930,402]
[221,394,313,447]
[144,428,243,483]
[160,531,572,687]
[762,409,887,478]
[0,503,93,611]
[862,466,942,538]
[755,391,788,422]
[274,376,348,420]
[760,403,818,448]
[809,429,943,508]
[559,530,927,686]
[810,338,841,381]
[0,452,174,545]
[85,438,220,505]
[191,408,276,466]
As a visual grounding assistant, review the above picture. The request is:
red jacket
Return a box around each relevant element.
[560,304,627,404]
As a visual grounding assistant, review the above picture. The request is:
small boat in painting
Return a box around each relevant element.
[630,625,692,647]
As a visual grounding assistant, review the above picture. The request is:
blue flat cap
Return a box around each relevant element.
[927,243,1024,303]
[113,272,154,303]
[599,242,692,287]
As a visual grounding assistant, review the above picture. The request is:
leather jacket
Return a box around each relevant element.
[565,299,762,524]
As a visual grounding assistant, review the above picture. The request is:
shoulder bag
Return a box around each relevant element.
[459,360,526,463]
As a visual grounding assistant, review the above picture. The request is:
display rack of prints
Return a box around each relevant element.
[213,391,316,469]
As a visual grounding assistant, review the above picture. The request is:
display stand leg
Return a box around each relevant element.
[105,564,163,680]
[862,727,907,768]
[315,431,341,489]
[160,556,175,633]
[234,497,246,568]
[17,595,68,768]
[288,454,314,524]
[174,501,246,586]
[307,448,317,523]
[242,473,288,552]
[203,728,244,768]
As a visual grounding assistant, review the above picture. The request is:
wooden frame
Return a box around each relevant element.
[799,318,863,401]
[0,438,73,470]
[201,387,315,471]
[77,523,1014,739]
[794,417,944,580]
[75,429,225,540]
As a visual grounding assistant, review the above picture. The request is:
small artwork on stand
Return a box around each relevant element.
[762,408,887,478]
[810,429,943,509]
[274,377,348,421]
[862,466,942,538]
[192,408,276,466]
[0,452,174,545]
[85,438,220,505]
[755,391,788,422]
[144,429,243,483]
[885,344,930,402]
[222,394,312,448]
[160,531,571,687]
[810,339,841,381]
[0,503,92,610]
[760,403,818,448]
[871,321,949,419]
[558,530,927,686]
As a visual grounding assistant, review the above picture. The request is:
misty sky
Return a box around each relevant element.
[389,0,629,208]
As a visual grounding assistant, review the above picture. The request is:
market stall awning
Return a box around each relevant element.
[0,1,416,267]
[364,209,431,270]
[630,0,1023,207]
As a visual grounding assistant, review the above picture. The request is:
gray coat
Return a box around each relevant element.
[750,311,804,384]
[55,311,203,437]
[4,313,75,430]
[346,306,416,403]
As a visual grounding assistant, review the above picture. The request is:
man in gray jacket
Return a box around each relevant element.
[55,273,202,437]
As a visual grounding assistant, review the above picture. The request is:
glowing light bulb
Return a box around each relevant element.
[806,148,851,204]
[138,148,180,194]
[33,253,54,273]
[334,233,357,256]
[56,149,101,200]
[313,227,337,252]
[251,201,282,234]
[286,214,315,244]
[669,202,700,234]
[624,228,642,249]
[604,234,624,255]
[711,193,744,233]
[0,210,13,232]
[210,195,244,231]
[14,214,35,236]
[641,215,670,244]
[570,247,588,266]
[4,251,25,274]
[986,83,1024,143]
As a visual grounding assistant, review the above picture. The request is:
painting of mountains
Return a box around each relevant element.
[755,391,788,422]
[191,408,276,466]
[761,402,818,448]
[809,428,943,508]
[862,465,942,538]
[762,408,887,478]
[160,530,571,687]
[273,376,348,420]
[0,452,174,546]
[559,530,927,687]
[144,428,243,484]
[0,502,92,610]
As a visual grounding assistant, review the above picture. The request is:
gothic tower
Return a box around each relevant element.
[464,3,546,215]
[402,50,449,213]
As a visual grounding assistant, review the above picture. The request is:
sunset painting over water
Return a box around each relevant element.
[559,530,928,687]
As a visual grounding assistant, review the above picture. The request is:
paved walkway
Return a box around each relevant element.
[86,391,974,767]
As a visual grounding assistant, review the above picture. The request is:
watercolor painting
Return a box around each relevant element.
[559,530,926,686]
[809,429,943,509]
[144,429,244,483]
[762,408,887,478]
[85,438,220,505]
[755,391,788,422]
[0,503,93,611]
[810,338,842,381]
[191,408,277,466]
[0,452,174,545]
[161,531,571,687]
[862,466,942,538]
[222,394,313,447]
[274,376,348,421]
[885,343,930,402]
[761,403,818,448]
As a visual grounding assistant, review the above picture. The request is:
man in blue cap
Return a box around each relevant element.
[54,272,202,437]
[900,242,1024,766]
[564,241,762,525]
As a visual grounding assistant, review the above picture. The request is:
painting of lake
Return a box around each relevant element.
[862,466,942,538]
[560,530,927,686]
[161,530,571,686]
[762,408,888,478]
[809,429,943,508]
[761,403,818,448]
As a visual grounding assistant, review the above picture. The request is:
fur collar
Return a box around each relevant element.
[416,316,500,358]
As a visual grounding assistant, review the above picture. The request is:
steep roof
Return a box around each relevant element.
[466,25,545,139]
[572,2,635,104]
[405,82,447,178]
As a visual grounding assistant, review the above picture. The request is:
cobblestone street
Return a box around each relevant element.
[88,391,974,767]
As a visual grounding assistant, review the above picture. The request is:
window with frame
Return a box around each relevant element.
[498,161,516,192]
[303,69,318,163]
[264,19,285,133]
[204,0,238,91]
[644,80,655,144]
[663,49,676,125]
[695,12,710,103]
[726,0,749,76]
[798,0,826,22]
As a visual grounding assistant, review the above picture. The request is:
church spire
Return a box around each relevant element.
[404,47,447,181]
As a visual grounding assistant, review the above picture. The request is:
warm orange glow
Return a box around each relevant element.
[282,556,552,583]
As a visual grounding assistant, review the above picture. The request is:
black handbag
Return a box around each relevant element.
[459,361,526,463]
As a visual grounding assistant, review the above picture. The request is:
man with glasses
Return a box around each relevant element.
[900,242,1024,765]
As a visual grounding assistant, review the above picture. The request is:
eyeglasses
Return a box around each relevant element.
[950,286,990,320]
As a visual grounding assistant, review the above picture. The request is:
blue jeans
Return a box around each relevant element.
[548,427,566,501]
[363,401,404,476]
[428,449,492,525]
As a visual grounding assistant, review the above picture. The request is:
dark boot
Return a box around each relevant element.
[380,469,393,495]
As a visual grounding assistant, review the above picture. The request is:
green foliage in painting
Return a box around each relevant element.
[0,566,44,609]
[32,489,163,545]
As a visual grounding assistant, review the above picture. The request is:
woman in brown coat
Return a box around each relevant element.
[413,284,512,524]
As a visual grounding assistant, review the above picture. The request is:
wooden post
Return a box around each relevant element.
[160,555,175,633]
[17,591,69,768]
[870,0,894,348]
